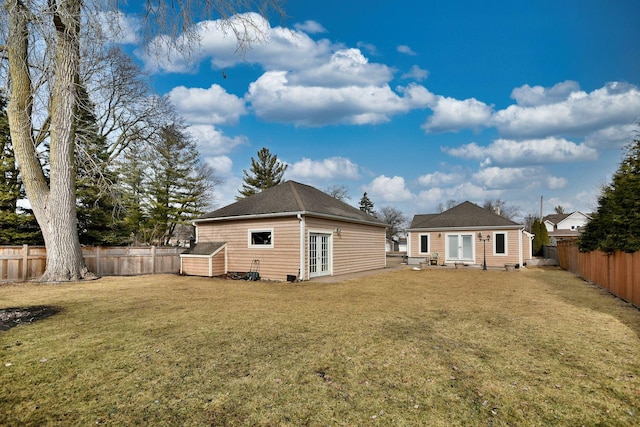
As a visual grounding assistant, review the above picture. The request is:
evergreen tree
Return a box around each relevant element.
[0,92,42,245]
[75,84,125,245]
[115,139,150,245]
[146,124,216,245]
[579,135,640,253]
[359,192,377,217]
[238,147,287,198]
[531,219,550,256]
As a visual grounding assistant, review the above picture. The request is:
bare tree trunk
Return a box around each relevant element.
[6,0,92,281]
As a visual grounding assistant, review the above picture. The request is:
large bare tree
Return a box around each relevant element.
[1,0,284,281]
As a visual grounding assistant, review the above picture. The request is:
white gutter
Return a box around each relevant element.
[297,213,305,281]
[406,225,523,232]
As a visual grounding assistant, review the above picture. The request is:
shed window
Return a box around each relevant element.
[494,232,506,255]
[249,229,273,248]
[419,234,429,254]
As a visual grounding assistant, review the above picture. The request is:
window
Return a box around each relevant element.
[494,232,506,255]
[249,229,273,248]
[419,234,429,254]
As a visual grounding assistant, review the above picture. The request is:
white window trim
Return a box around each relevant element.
[493,231,508,256]
[418,233,430,255]
[248,228,274,249]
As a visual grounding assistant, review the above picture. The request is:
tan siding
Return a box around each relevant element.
[409,228,523,267]
[482,230,521,266]
[181,257,210,276]
[212,249,226,276]
[197,217,301,281]
[305,218,386,279]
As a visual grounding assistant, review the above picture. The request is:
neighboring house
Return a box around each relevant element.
[406,201,533,268]
[386,235,407,253]
[543,211,592,244]
[181,181,388,281]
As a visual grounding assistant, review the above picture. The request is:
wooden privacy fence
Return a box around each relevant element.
[557,241,640,308]
[0,245,186,282]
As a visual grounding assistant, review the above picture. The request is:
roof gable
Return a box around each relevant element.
[198,181,386,226]
[410,201,521,229]
[542,213,570,225]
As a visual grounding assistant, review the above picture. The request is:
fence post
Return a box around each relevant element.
[96,246,101,276]
[22,244,29,281]
[152,246,157,274]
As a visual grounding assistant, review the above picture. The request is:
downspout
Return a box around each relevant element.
[297,213,305,281]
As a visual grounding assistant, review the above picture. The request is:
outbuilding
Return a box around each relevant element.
[181,181,387,281]
[406,201,533,268]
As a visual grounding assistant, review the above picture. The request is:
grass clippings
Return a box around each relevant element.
[1,267,639,426]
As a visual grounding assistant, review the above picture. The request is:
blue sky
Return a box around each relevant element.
[118,0,639,221]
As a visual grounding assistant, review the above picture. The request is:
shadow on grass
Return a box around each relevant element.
[539,266,640,341]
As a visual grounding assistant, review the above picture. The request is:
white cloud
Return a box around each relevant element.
[417,171,464,187]
[186,125,248,156]
[98,11,140,44]
[286,157,361,181]
[473,166,567,190]
[416,188,445,207]
[205,155,233,175]
[546,176,568,190]
[473,167,532,189]
[287,48,393,87]
[364,175,414,202]
[439,182,502,202]
[444,137,598,165]
[422,96,493,133]
[493,82,640,138]
[246,72,431,126]
[583,123,637,149]
[397,45,416,56]
[212,176,244,209]
[139,12,336,73]
[401,65,429,81]
[168,84,246,125]
[294,20,327,34]
[510,80,581,107]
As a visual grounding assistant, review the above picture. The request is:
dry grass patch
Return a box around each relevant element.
[1,268,639,426]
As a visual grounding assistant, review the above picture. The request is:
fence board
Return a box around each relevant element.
[558,241,640,308]
[0,245,186,282]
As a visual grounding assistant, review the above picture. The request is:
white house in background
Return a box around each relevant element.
[542,211,592,243]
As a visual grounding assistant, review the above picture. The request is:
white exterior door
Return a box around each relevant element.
[447,234,474,262]
[309,233,331,277]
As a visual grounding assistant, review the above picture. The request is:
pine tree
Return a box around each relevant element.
[115,139,149,245]
[238,147,287,198]
[579,135,640,253]
[359,192,377,217]
[146,124,216,245]
[75,84,125,245]
[0,91,42,245]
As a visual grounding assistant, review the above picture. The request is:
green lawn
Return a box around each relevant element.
[1,267,639,426]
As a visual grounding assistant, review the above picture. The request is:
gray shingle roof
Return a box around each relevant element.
[410,201,521,229]
[182,242,226,255]
[198,181,386,226]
